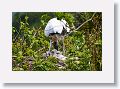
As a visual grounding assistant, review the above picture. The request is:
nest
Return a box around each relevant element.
[43,49,67,60]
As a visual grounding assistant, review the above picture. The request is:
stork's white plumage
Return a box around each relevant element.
[44,18,70,54]
[45,18,70,36]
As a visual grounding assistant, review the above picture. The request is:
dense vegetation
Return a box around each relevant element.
[12,12,102,71]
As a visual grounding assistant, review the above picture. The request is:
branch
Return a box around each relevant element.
[76,12,96,30]
[67,12,96,36]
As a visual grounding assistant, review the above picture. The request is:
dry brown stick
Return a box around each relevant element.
[67,12,96,36]
[76,12,96,30]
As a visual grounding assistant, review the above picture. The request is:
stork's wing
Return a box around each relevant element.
[44,18,63,37]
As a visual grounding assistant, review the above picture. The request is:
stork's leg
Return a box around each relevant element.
[53,40,58,51]
[53,34,58,51]
[62,36,65,55]
[49,39,52,52]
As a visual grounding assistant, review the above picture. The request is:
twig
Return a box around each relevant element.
[76,12,96,30]
[12,56,17,58]
[67,12,96,36]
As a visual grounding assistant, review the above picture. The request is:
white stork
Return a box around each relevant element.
[44,18,70,54]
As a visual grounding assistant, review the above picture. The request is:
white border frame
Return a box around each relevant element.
[0,0,114,83]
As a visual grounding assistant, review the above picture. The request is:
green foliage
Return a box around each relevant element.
[12,12,102,71]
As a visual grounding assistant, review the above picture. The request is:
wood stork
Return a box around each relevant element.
[44,18,70,54]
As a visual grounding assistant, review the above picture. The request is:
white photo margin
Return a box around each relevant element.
[0,0,114,83]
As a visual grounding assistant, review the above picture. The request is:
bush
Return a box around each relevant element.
[12,12,102,71]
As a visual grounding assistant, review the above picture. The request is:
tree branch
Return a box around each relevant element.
[76,12,96,30]
[67,12,96,36]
